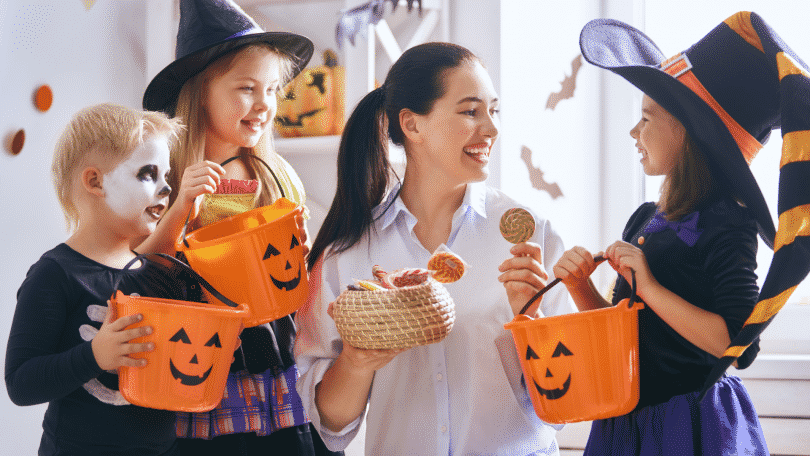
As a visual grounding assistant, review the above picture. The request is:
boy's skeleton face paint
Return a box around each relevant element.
[102,136,171,234]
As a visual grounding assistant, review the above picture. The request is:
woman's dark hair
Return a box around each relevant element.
[307,42,478,269]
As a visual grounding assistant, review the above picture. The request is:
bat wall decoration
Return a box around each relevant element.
[335,0,422,48]
[275,109,325,128]
[546,55,583,110]
[521,146,563,199]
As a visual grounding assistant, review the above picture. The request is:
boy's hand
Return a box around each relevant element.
[91,301,154,371]
[177,161,225,218]
[498,242,549,316]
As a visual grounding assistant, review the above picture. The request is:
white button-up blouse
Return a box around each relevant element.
[295,182,574,455]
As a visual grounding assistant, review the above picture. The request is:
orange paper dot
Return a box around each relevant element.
[35,85,53,112]
[11,129,25,155]
[637,236,645,245]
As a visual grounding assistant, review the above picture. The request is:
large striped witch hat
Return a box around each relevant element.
[579,11,810,397]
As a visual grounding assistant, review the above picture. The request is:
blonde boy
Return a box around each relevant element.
[6,103,185,455]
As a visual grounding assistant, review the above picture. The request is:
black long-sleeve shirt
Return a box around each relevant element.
[611,198,761,409]
[5,244,180,455]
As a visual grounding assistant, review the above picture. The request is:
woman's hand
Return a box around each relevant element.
[498,242,548,317]
[176,161,225,219]
[91,302,154,371]
[604,240,658,299]
[316,301,405,432]
[326,301,404,373]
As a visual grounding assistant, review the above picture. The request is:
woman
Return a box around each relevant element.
[295,42,575,455]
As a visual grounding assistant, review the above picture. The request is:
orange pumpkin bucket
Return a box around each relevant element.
[110,254,247,412]
[504,264,643,423]
[177,197,308,327]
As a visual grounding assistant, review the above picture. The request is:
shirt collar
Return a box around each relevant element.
[373,181,488,232]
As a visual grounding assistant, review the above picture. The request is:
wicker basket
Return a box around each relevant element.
[333,278,455,350]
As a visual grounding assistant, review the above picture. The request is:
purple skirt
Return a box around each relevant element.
[583,375,769,456]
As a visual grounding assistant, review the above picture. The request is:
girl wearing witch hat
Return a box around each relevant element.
[554,11,810,455]
[139,1,340,455]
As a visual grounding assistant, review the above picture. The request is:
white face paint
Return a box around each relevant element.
[102,136,171,235]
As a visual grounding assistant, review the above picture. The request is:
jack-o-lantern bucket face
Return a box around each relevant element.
[168,327,222,386]
[504,298,643,423]
[526,340,574,400]
[262,233,303,291]
[178,197,309,327]
[111,291,246,412]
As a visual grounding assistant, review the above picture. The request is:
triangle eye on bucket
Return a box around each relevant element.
[551,341,573,358]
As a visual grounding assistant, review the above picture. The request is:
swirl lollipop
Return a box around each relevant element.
[427,251,467,283]
[500,208,535,244]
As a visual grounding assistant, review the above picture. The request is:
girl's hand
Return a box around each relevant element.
[176,161,226,217]
[604,240,657,298]
[91,302,154,371]
[498,242,549,316]
[553,246,601,290]
[294,206,311,258]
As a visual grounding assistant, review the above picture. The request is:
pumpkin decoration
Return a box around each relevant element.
[178,197,309,327]
[275,49,345,137]
[111,291,247,412]
[504,297,644,423]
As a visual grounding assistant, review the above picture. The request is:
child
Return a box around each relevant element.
[295,42,575,455]
[553,12,809,454]
[139,1,337,454]
[5,103,183,455]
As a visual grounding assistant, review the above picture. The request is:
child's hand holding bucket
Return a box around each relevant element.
[91,300,154,371]
[293,205,310,258]
[553,246,604,288]
[603,241,656,298]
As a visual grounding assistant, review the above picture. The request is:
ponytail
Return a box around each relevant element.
[308,86,393,270]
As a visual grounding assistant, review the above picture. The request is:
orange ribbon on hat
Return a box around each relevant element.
[660,53,763,165]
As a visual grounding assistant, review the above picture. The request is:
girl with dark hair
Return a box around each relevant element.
[549,12,810,454]
[295,42,574,455]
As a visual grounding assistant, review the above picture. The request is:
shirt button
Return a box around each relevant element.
[436,373,443,381]
[441,425,447,433]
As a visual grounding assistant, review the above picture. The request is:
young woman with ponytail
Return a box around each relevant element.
[295,42,574,455]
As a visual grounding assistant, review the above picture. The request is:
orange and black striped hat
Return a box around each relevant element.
[580,12,810,397]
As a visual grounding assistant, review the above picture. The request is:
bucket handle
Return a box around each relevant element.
[518,254,638,315]
[116,252,241,308]
[180,153,286,248]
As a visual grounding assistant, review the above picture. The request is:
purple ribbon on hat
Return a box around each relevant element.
[645,210,703,247]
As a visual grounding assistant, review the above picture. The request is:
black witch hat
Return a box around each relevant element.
[143,0,313,114]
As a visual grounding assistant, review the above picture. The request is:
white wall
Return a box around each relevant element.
[0,0,148,451]
[498,0,605,285]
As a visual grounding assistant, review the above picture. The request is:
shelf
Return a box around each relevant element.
[273,135,341,156]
